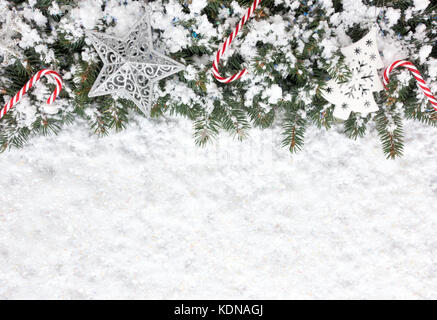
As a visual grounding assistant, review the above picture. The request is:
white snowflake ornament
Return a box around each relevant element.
[322,28,384,120]
[88,13,185,115]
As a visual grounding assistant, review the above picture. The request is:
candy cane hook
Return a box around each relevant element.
[383,60,437,110]
[0,69,63,120]
[212,0,262,84]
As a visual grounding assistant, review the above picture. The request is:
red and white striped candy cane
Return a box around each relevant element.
[212,0,262,84]
[383,60,437,110]
[0,69,63,120]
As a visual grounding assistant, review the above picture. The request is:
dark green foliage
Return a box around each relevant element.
[344,113,368,140]
[0,0,436,159]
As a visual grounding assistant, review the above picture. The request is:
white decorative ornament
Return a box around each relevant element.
[322,28,384,120]
[88,13,185,114]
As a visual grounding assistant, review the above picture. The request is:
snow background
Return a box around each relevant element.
[1,116,437,299]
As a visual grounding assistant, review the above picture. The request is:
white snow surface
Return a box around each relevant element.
[1,117,437,299]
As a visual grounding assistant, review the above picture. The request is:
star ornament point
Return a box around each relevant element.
[88,14,185,115]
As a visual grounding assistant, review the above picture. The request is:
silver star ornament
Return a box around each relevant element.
[88,13,184,114]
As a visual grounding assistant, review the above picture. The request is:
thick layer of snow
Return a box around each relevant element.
[1,117,437,299]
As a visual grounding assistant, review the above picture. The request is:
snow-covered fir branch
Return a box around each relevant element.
[0,0,435,158]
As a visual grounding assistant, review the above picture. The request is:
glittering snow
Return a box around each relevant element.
[0,0,436,300]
